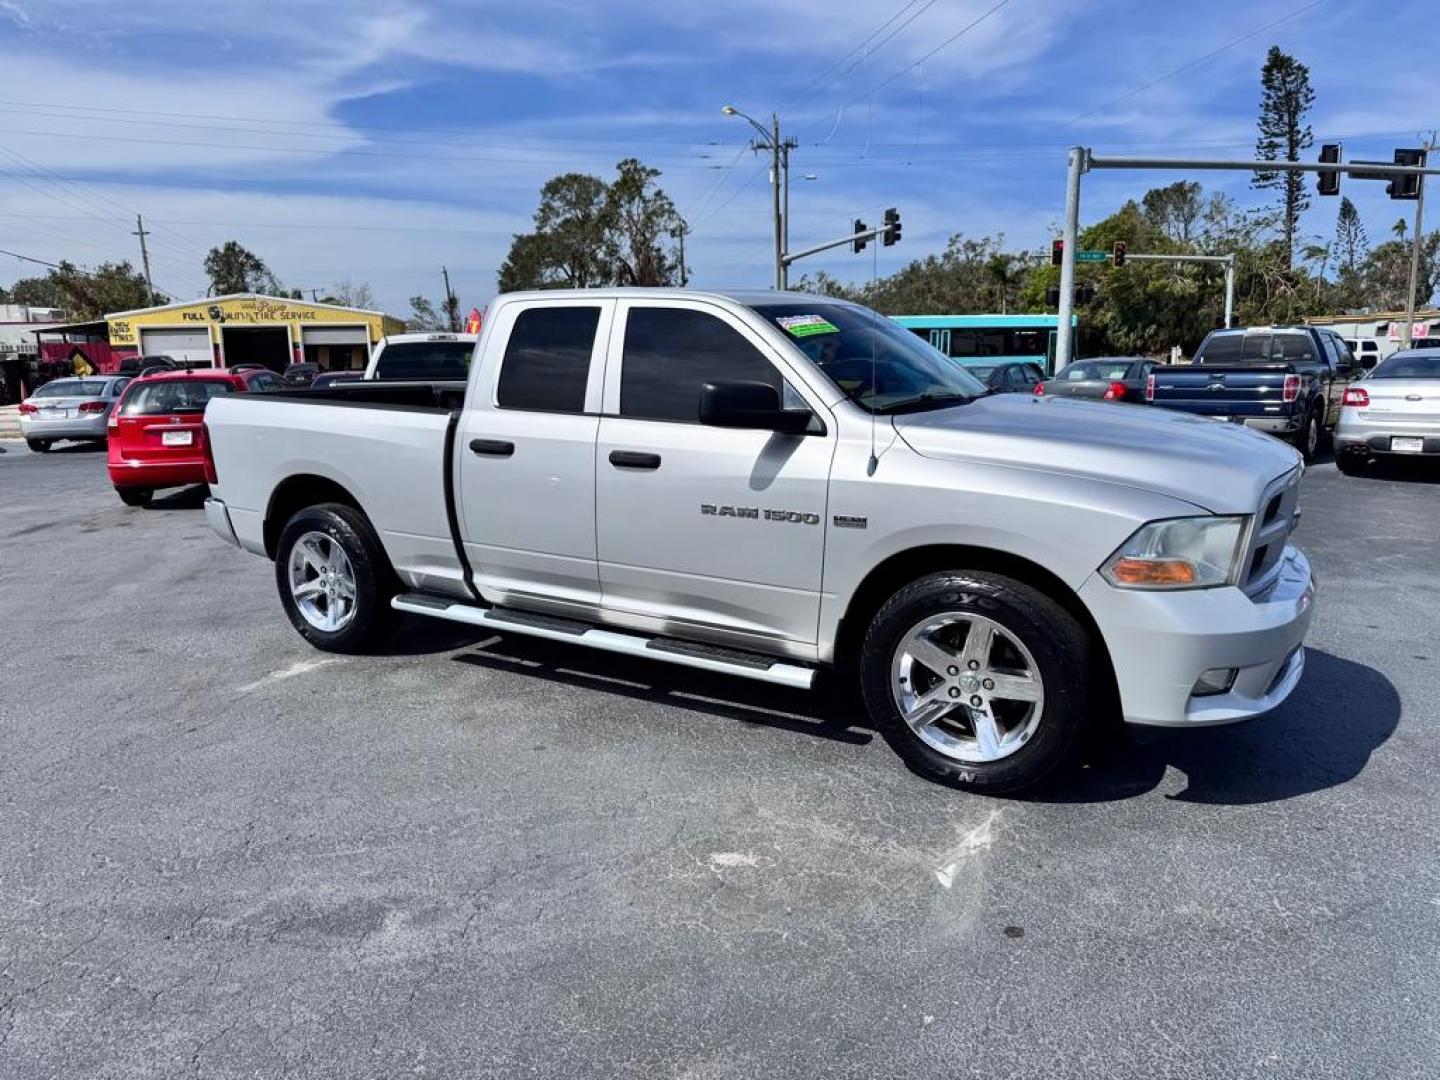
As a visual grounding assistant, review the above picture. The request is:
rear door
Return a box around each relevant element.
[456,300,612,611]
[594,299,833,651]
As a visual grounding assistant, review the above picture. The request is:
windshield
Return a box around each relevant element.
[35,379,107,398]
[1060,360,1134,381]
[1371,353,1440,378]
[374,341,473,381]
[748,301,986,413]
[120,379,234,415]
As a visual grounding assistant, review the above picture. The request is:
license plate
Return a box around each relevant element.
[1391,436,1424,453]
[162,430,193,447]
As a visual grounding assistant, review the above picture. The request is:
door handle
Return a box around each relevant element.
[469,438,515,457]
[609,450,661,470]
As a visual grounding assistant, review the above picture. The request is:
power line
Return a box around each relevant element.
[778,0,940,119]
[1068,0,1326,124]
[840,0,1014,109]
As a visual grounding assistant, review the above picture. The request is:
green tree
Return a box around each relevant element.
[204,240,282,295]
[4,275,66,307]
[1361,232,1440,311]
[1141,180,1205,245]
[406,295,444,331]
[498,161,685,291]
[1333,196,1368,274]
[1252,46,1315,268]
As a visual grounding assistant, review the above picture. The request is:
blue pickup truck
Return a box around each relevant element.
[1147,325,1364,462]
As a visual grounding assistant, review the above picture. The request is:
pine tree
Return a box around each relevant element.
[1333,197,1368,275]
[1252,46,1315,268]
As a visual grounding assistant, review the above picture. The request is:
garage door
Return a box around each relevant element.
[139,328,213,368]
[301,326,369,347]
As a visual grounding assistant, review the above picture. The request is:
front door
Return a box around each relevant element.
[456,299,613,611]
[595,300,834,653]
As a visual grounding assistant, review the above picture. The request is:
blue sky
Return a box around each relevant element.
[0,0,1436,315]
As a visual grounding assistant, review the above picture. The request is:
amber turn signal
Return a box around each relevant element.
[1105,557,1198,587]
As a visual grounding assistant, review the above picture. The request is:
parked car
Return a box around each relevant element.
[311,371,366,389]
[204,288,1314,795]
[116,354,176,377]
[283,362,321,388]
[1334,349,1440,474]
[107,368,278,506]
[18,376,132,452]
[955,359,1044,393]
[364,332,477,381]
[1146,325,1359,461]
[1036,358,1159,402]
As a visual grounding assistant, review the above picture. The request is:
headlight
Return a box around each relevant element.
[1100,515,1248,590]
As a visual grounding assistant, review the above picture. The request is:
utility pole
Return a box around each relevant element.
[132,214,155,305]
[441,266,459,332]
[769,114,783,290]
[672,223,689,286]
[1402,132,1435,349]
[722,106,796,290]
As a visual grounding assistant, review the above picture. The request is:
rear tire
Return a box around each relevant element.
[26,439,51,453]
[115,486,152,507]
[1295,406,1321,463]
[275,503,399,654]
[859,571,1093,795]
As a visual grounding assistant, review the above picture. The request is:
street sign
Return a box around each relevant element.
[1075,250,1109,263]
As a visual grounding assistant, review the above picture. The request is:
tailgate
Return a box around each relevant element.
[1149,365,1293,418]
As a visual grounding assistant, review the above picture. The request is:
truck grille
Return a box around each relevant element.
[1243,468,1301,601]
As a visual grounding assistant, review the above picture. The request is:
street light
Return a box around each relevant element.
[722,103,791,289]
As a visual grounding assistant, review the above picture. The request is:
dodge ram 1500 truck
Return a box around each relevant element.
[203,289,1315,793]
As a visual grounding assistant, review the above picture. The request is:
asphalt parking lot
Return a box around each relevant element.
[2,439,1437,1079]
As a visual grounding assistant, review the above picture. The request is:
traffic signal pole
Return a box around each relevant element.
[1402,136,1435,349]
[1056,148,1440,361]
[1054,148,1086,374]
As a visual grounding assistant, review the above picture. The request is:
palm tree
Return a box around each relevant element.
[985,253,1024,314]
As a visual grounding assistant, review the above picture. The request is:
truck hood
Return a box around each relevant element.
[892,394,1301,514]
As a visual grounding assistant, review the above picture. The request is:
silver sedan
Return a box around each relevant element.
[1335,349,1440,474]
[18,376,132,452]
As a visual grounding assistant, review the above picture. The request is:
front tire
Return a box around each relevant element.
[115,486,152,507]
[26,439,51,453]
[860,571,1093,794]
[275,503,399,654]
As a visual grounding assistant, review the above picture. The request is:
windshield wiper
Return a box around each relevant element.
[873,391,978,415]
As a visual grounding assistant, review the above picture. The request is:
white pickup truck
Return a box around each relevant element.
[204,288,1315,793]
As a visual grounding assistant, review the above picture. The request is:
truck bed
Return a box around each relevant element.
[205,381,472,597]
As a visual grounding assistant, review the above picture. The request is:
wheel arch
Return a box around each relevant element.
[263,474,365,559]
[833,544,1119,707]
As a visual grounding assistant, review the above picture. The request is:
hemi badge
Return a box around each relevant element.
[833,515,867,529]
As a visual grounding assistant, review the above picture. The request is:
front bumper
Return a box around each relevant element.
[1079,544,1316,728]
[204,497,241,548]
[19,414,109,440]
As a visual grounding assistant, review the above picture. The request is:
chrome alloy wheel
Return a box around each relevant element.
[287,531,357,633]
[889,613,1045,764]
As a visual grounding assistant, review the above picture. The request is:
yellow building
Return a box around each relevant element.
[104,293,407,373]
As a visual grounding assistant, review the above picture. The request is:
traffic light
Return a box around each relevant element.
[882,207,901,246]
[1113,241,1127,267]
[1317,143,1341,196]
[853,219,869,253]
[1045,284,1094,307]
[1045,285,1060,306]
[1076,283,1096,305]
[1387,148,1425,200]
[1051,239,1064,266]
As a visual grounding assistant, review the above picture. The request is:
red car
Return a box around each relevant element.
[107,368,279,506]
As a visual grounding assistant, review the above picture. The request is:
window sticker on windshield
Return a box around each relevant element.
[777,314,839,338]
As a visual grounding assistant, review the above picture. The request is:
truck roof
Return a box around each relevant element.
[493,287,829,306]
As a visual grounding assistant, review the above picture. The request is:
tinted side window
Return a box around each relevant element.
[620,308,780,422]
[497,307,599,414]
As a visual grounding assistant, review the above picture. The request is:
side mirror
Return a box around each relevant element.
[699,380,813,435]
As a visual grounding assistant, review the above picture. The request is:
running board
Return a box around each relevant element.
[391,593,816,690]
